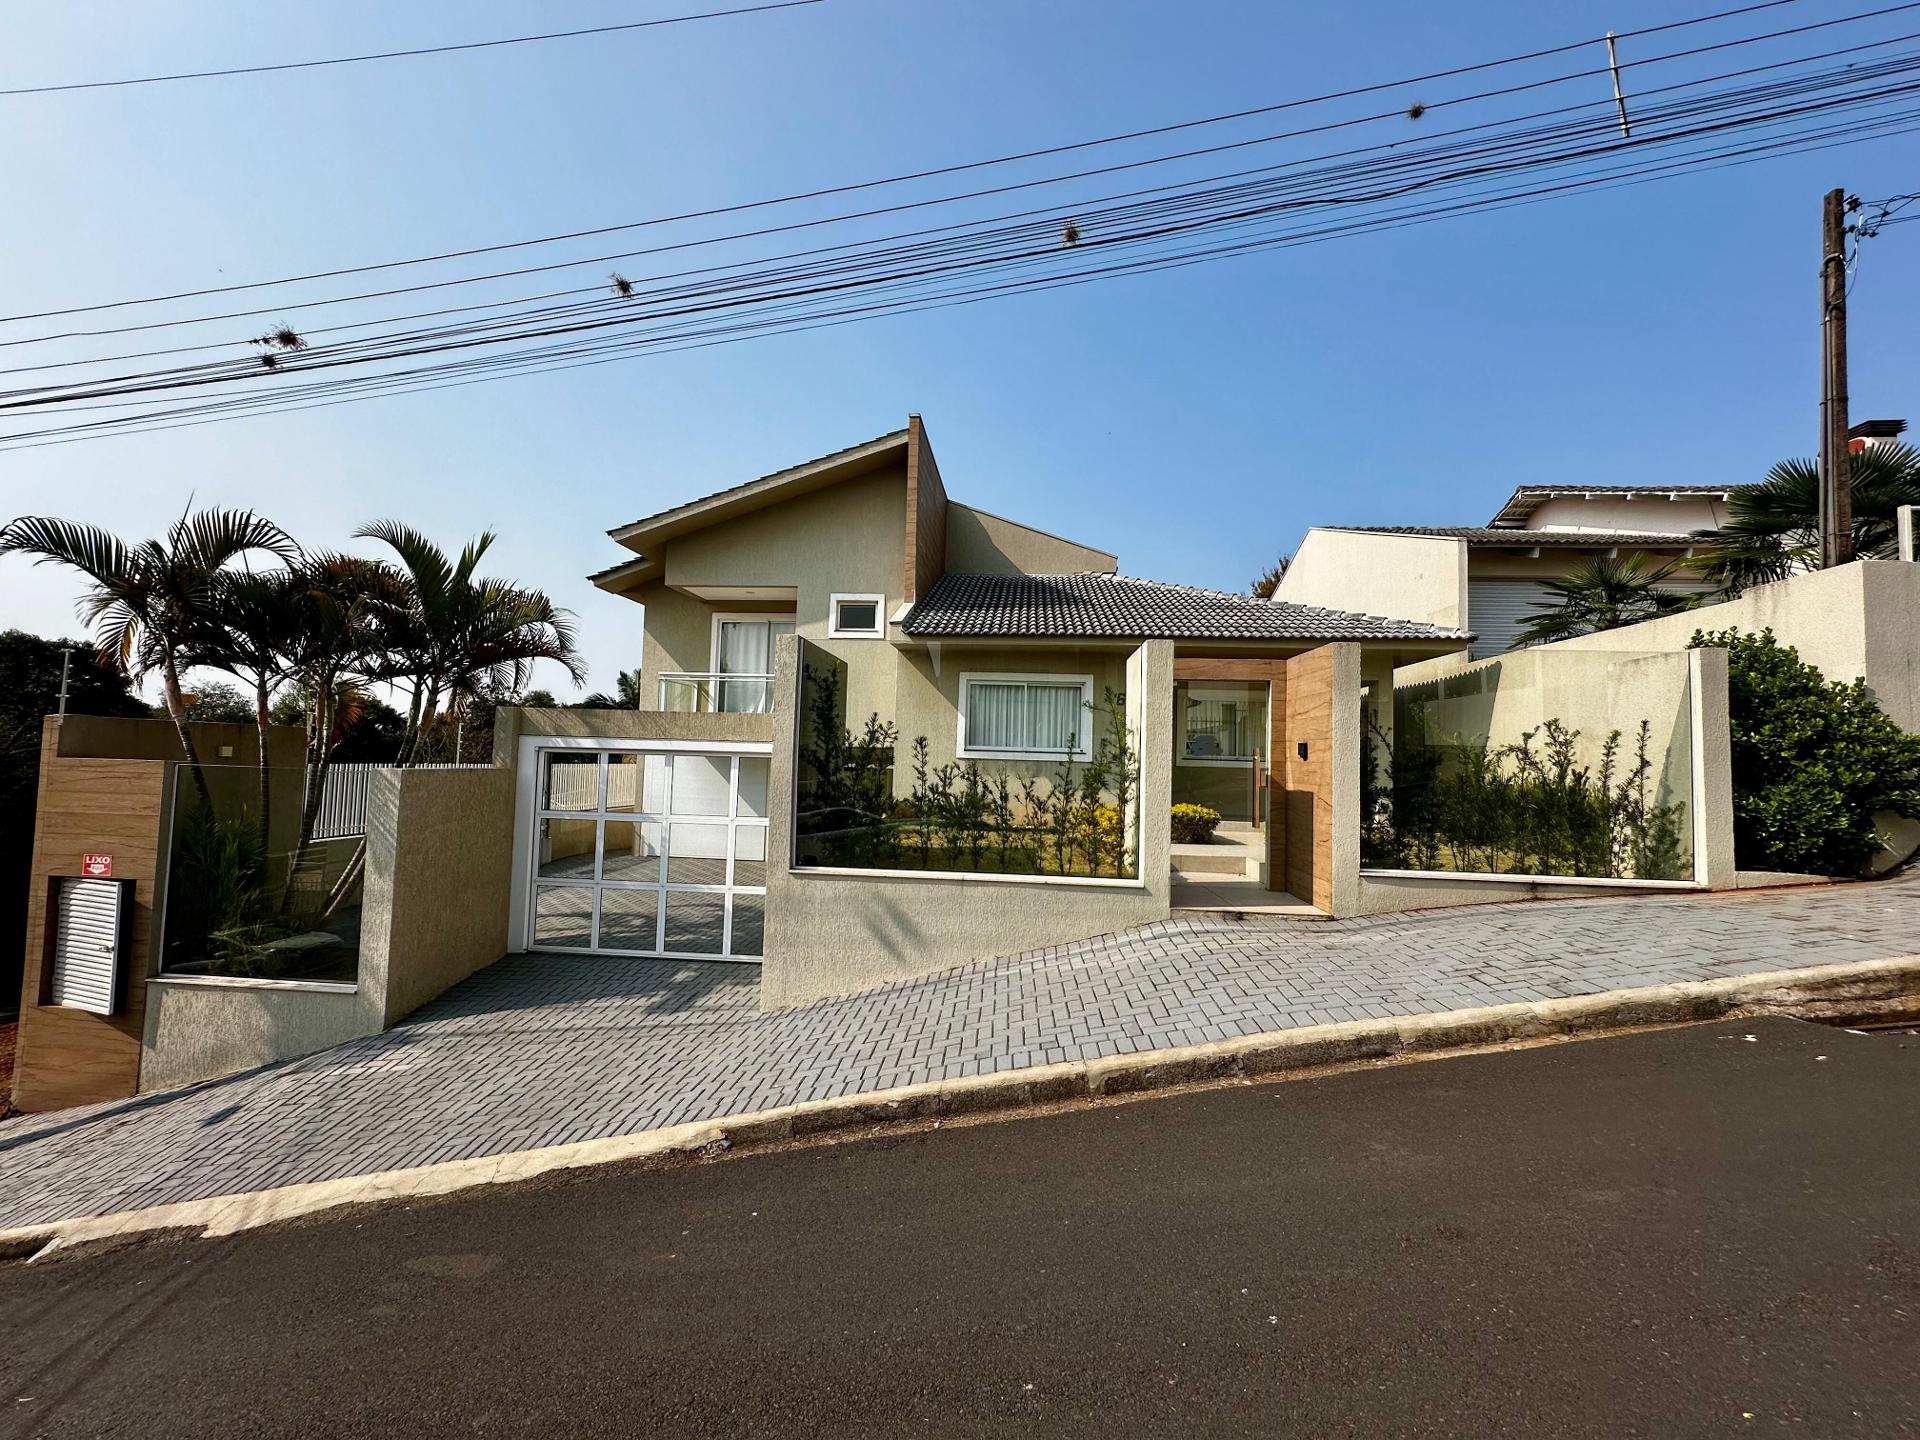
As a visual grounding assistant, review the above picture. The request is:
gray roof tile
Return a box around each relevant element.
[901,573,1471,643]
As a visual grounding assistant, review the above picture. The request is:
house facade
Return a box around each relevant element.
[519,415,1470,998]
[1277,484,1730,657]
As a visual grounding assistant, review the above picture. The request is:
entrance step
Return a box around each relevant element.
[1171,833,1266,882]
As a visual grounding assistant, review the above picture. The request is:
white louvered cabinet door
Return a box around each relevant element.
[50,877,127,1016]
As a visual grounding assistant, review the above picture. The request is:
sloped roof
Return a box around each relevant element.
[901,573,1471,643]
[1338,525,1701,547]
[606,427,910,546]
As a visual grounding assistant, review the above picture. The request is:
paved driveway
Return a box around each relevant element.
[2,873,1917,1230]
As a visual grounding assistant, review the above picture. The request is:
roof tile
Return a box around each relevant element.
[901,573,1471,643]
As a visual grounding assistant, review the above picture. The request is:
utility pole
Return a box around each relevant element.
[1819,186,1854,568]
[56,646,72,721]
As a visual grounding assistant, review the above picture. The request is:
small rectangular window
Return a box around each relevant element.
[828,593,885,638]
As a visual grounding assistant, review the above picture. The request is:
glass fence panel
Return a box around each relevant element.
[731,824,768,887]
[791,643,1141,879]
[664,891,726,955]
[543,752,600,811]
[729,893,765,958]
[161,763,362,983]
[533,885,594,950]
[596,888,658,951]
[601,820,663,882]
[1365,649,1696,882]
[537,817,598,880]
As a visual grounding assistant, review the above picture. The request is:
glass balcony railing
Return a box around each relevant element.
[658,672,775,714]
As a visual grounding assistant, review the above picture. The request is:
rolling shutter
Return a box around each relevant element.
[1466,580,1556,658]
[50,877,129,1016]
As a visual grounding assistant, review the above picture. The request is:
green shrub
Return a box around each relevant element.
[1692,627,1920,876]
[1170,803,1223,844]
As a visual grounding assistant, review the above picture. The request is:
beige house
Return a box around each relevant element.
[545,415,1470,999]
[1278,484,1731,657]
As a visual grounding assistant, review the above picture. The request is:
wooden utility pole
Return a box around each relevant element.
[1819,186,1854,567]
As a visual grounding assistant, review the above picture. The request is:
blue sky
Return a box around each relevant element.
[1,0,1915,698]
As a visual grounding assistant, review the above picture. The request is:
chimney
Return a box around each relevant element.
[1848,418,1907,453]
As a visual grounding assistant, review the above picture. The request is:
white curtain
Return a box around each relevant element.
[1030,684,1085,751]
[966,682,1025,750]
[967,680,1085,752]
[717,619,792,713]
[717,619,794,675]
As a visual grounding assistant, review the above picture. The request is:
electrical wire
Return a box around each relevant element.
[0,0,1873,324]
[0,0,826,97]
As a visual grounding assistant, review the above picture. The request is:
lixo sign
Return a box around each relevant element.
[80,852,114,879]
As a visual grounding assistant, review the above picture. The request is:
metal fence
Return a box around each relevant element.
[307,763,489,840]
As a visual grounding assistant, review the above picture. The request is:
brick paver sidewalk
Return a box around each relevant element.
[3,873,1917,1229]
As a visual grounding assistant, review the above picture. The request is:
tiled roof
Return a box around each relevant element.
[901,573,1471,643]
[1338,526,1702,546]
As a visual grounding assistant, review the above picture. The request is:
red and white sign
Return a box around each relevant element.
[81,853,114,878]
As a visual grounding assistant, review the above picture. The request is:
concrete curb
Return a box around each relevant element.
[6,954,1917,1259]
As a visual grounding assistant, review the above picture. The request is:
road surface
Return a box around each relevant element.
[1,1017,1915,1437]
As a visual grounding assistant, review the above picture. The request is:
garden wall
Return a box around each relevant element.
[762,637,1174,1008]
[1355,645,1735,914]
[13,716,306,1111]
[140,765,518,1092]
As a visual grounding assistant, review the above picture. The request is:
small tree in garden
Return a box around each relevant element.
[1691,627,1920,875]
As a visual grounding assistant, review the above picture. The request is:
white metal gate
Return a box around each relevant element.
[524,744,770,961]
[50,877,129,1014]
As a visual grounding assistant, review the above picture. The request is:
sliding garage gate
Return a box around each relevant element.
[518,740,771,962]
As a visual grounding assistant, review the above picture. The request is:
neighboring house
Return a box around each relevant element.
[1277,484,1731,657]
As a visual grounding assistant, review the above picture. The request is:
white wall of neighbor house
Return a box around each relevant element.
[1523,493,1727,535]
[1540,559,1920,731]
[1276,529,1468,630]
[761,636,1175,1009]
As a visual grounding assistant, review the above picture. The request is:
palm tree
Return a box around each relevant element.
[1513,554,1703,646]
[1695,443,1920,594]
[354,522,585,764]
[318,522,583,912]
[580,667,644,708]
[0,508,299,805]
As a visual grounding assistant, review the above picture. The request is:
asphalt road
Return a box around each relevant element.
[1,1017,1916,1438]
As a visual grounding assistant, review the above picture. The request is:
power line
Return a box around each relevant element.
[14,74,1919,418]
[11,45,1914,405]
[0,0,826,98]
[0,0,1841,323]
[9,5,1916,355]
[5,72,1914,444]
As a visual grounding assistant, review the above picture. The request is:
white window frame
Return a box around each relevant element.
[708,611,798,673]
[956,671,1095,762]
[827,592,886,640]
[509,735,774,962]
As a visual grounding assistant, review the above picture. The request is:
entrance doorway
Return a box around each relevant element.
[517,740,772,961]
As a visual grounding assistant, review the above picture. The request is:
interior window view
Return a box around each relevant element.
[1172,679,1268,825]
[530,749,769,960]
[714,617,793,714]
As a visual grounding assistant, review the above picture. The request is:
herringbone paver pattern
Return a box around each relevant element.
[3,873,1916,1229]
